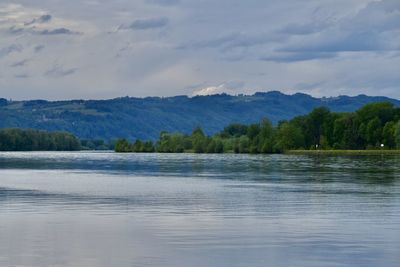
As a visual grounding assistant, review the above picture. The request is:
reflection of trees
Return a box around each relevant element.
[305,154,398,185]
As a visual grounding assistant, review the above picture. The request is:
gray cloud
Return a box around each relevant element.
[10,59,29,67]
[39,14,52,23]
[14,73,29,79]
[280,31,387,54]
[260,52,337,62]
[279,21,330,35]
[1,0,400,100]
[45,64,78,77]
[0,44,23,58]
[8,25,80,36]
[34,45,45,53]
[122,17,169,30]
[294,81,326,91]
[189,32,280,49]
[8,26,25,34]
[342,0,400,32]
[24,14,52,26]
[277,0,400,56]
[179,31,286,61]
[39,28,80,35]
[146,0,180,6]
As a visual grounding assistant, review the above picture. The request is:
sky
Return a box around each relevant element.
[0,0,399,100]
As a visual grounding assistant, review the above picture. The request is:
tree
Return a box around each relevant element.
[222,124,248,137]
[191,127,206,153]
[256,119,275,153]
[115,139,130,152]
[142,141,155,152]
[275,122,304,152]
[395,121,400,149]
[247,124,260,140]
[206,139,216,153]
[238,136,250,153]
[0,129,80,151]
[332,113,360,149]
[356,102,396,125]
[305,107,331,147]
[366,117,382,147]
[382,122,396,148]
[215,139,224,153]
[132,139,143,152]
[114,102,400,154]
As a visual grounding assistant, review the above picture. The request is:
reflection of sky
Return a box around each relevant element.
[0,152,400,266]
[1,1,400,99]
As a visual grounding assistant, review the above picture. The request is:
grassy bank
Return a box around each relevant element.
[286,150,400,155]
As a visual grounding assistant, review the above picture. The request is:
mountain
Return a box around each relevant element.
[1,91,399,140]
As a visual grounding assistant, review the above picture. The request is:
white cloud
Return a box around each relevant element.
[192,83,242,96]
[192,85,226,96]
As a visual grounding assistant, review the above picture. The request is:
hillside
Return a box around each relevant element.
[0,91,399,140]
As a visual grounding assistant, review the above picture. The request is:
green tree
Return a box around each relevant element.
[132,139,143,152]
[115,139,130,152]
[394,121,400,149]
[142,141,155,152]
[275,122,304,152]
[221,124,248,138]
[356,102,396,125]
[305,107,331,147]
[332,113,360,149]
[382,122,396,148]
[191,127,206,153]
[256,119,275,153]
[366,117,382,147]
[247,124,260,140]
[238,136,250,153]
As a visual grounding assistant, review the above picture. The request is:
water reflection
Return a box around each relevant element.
[0,152,399,267]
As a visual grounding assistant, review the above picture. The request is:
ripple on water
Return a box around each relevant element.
[0,152,400,267]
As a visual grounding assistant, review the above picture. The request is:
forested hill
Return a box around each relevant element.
[1,91,399,140]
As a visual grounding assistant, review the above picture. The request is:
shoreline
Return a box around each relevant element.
[285,150,400,155]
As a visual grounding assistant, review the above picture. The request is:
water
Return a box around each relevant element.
[0,152,399,267]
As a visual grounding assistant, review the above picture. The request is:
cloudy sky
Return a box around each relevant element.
[0,0,399,100]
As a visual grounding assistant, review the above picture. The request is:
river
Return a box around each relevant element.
[0,152,399,266]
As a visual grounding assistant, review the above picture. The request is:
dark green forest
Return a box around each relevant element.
[115,102,400,153]
[0,129,81,151]
[1,92,399,141]
[1,102,400,153]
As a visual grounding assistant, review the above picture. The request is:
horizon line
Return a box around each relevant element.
[1,90,397,102]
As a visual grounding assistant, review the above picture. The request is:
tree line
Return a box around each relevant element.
[115,102,400,153]
[0,128,81,151]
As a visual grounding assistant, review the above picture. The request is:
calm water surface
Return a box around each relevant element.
[0,152,399,267]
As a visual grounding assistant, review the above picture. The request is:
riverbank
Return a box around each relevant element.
[286,150,400,155]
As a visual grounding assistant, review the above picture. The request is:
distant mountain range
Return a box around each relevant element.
[1,91,399,140]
